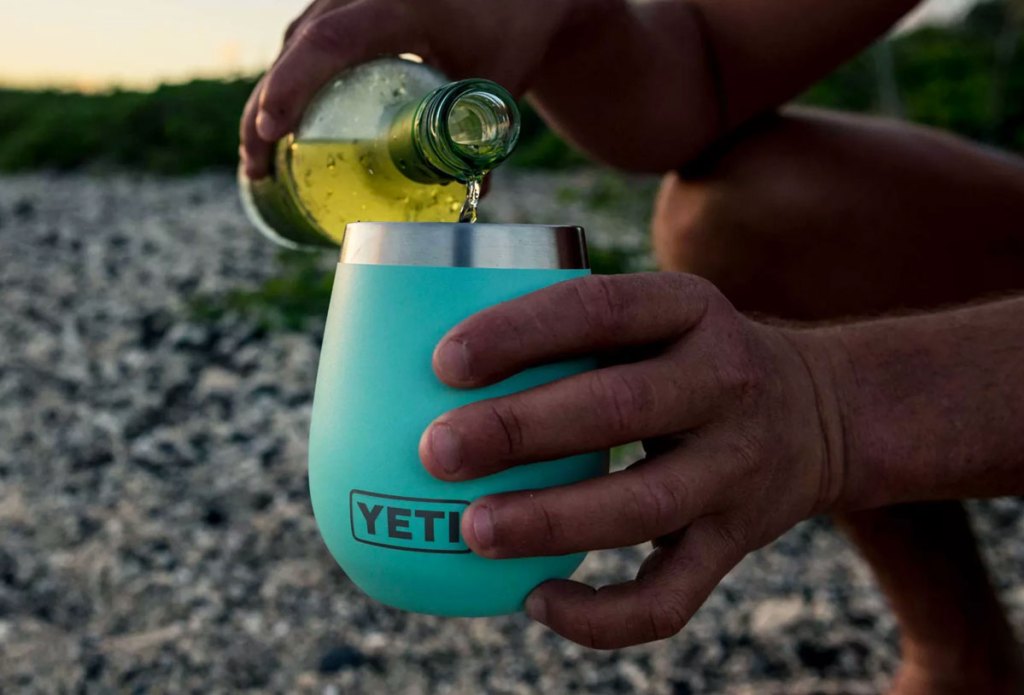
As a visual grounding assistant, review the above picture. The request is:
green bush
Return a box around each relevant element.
[1,2,1021,172]
[190,251,334,331]
[0,79,256,173]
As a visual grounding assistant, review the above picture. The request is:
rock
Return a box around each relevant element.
[750,597,808,636]
[672,680,695,695]
[318,645,368,674]
[13,197,35,219]
[0,172,1020,694]
[167,323,217,352]
[139,310,174,349]
[70,440,114,472]
[1006,585,1024,611]
[616,660,649,691]
[0,548,18,586]
[196,366,240,400]
[796,641,842,672]
[129,433,196,475]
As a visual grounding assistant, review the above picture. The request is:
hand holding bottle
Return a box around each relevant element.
[242,0,925,178]
[240,0,584,179]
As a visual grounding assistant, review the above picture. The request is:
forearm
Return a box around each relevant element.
[528,0,716,171]
[803,296,1024,509]
[530,0,920,172]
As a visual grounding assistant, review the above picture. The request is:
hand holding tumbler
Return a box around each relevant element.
[308,222,609,616]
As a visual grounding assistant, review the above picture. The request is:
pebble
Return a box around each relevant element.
[0,172,1020,693]
[318,645,369,674]
[750,597,808,636]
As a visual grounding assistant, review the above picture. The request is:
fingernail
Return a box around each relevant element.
[256,110,282,140]
[471,505,495,550]
[428,423,462,475]
[525,594,547,623]
[246,155,269,181]
[435,338,471,383]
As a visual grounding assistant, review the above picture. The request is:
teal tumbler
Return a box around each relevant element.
[308,222,609,616]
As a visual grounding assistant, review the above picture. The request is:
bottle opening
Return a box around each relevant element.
[447,91,515,160]
[412,79,520,181]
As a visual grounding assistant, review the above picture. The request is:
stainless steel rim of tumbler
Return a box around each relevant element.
[339,222,589,270]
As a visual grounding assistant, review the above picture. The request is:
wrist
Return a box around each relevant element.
[787,323,920,512]
[776,326,859,512]
[778,297,1024,511]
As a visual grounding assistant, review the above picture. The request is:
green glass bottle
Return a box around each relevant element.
[239,57,520,248]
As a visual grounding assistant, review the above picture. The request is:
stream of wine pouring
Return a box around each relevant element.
[458,178,481,223]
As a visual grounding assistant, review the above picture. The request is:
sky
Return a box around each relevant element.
[0,0,982,91]
[0,0,308,90]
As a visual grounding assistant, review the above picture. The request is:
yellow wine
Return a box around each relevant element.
[286,139,464,244]
[239,59,519,248]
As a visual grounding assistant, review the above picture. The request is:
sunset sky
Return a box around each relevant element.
[0,0,307,90]
[0,0,981,91]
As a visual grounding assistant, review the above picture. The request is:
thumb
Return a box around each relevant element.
[256,0,427,141]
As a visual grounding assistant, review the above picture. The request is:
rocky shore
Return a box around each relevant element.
[1,172,1021,693]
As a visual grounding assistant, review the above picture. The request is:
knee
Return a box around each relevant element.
[651,171,708,274]
[651,171,763,299]
[650,112,841,312]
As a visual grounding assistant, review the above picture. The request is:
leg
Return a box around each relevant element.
[839,504,1023,693]
[653,108,1024,692]
[656,108,1024,321]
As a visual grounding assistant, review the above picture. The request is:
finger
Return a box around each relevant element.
[458,448,730,558]
[282,0,330,48]
[525,518,747,649]
[257,0,427,142]
[240,75,272,179]
[282,0,367,48]
[421,357,724,479]
[433,273,716,387]
[242,0,333,178]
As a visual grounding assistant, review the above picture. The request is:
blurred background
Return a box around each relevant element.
[1,0,1023,692]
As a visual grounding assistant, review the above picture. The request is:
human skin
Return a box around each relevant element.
[239,0,919,178]
[653,108,1024,322]
[240,0,1024,675]
[416,274,1024,649]
[653,107,1024,692]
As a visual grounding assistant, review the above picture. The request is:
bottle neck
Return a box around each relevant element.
[388,79,520,184]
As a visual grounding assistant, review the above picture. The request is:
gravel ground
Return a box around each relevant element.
[1,171,1022,694]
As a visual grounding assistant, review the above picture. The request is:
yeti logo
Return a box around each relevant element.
[350,490,470,553]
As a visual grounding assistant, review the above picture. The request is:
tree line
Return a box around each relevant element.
[0,1,1021,174]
